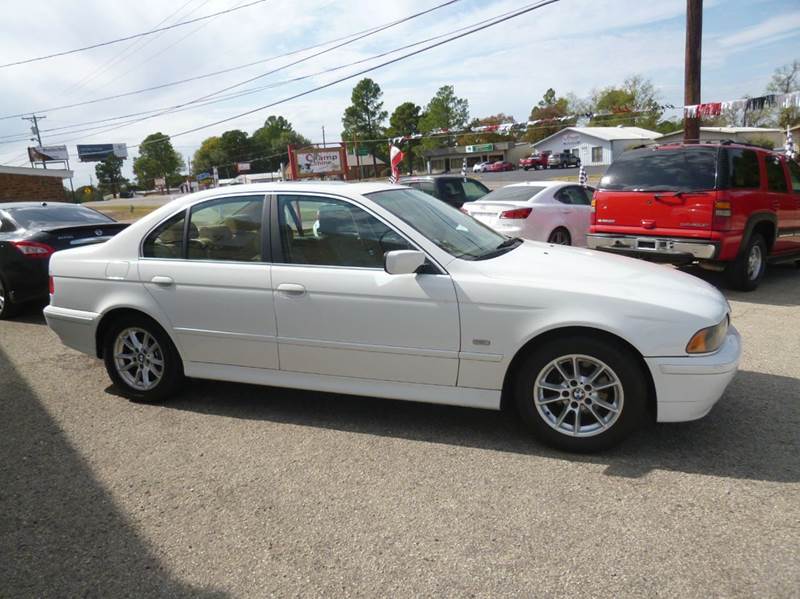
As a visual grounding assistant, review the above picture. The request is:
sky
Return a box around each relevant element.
[0,0,798,186]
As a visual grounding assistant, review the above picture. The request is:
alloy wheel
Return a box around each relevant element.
[747,244,763,281]
[533,354,624,437]
[113,327,165,391]
[549,229,570,245]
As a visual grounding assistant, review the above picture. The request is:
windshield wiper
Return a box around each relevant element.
[472,237,523,261]
[496,236,523,249]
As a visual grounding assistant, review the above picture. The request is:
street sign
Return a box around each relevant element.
[356,147,370,156]
[465,143,494,153]
[237,162,251,172]
[154,177,166,187]
[196,172,211,181]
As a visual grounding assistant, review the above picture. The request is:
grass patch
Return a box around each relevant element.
[93,205,159,222]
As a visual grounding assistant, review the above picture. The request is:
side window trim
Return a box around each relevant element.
[271,192,442,273]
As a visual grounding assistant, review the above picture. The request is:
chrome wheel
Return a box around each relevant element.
[549,229,571,245]
[533,354,624,438]
[747,244,763,281]
[0,278,5,313]
[113,327,165,391]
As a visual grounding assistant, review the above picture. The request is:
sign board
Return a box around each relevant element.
[27,145,68,162]
[356,147,370,156]
[465,143,494,153]
[237,162,251,172]
[154,177,166,187]
[196,172,211,181]
[76,143,128,162]
[562,133,581,145]
[288,145,348,180]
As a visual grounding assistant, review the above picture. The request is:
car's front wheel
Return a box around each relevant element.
[103,314,184,402]
[513,335,648,452]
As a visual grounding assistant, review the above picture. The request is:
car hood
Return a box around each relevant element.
[458,240,728,324]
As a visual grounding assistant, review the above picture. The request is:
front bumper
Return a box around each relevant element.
[43,305,100,356]
[646,326,741,422]
[587,233,718,264]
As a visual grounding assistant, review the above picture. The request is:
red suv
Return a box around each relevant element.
[587,142,800,290]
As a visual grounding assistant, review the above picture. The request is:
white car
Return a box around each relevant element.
[463,181,593,246]
[472,161,491,173]
[44,182,740,452]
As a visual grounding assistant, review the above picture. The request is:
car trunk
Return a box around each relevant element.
[35,223,129,251]
[465,202,530,228]
[594,190,717,233]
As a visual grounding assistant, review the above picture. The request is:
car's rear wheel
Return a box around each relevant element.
[103,314,184,402]
[0,274,18,320]
[548,228,571,245]
[725,233,766,291]
[513,336,648,452]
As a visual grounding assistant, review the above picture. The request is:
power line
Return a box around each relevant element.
[137,0,561,149]
[0,0,461,122]
[0,0,271,69]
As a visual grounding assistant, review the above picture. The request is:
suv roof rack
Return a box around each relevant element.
[645,139,779,151]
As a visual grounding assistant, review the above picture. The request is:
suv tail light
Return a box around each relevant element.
[713,200,732,230]
[10,240,55,259]
[49,276,55,295]
[590,199,597,225]
[499,207,532,220]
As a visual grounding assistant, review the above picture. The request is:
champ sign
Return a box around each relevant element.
[288,145,348,179]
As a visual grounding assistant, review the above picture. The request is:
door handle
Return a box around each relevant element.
[150,276,174,286]
[277,283,306,295]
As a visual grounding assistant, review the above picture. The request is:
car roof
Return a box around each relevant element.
[399,175,480,181]
[650,141,781,154]
[502,181,567,189]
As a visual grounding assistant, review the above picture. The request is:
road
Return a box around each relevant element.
[1,266,798,598]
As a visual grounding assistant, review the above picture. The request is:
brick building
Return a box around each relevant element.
[0,165,72,203]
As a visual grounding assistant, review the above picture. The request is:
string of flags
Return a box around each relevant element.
[385,91,800,147]
[683,91,800,118]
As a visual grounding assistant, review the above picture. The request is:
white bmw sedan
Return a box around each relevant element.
[44,182,740,452]
[463,181,593,246]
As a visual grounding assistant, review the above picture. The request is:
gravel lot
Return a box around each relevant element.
[1,265,798,598]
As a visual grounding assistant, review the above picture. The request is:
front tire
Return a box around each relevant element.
[103,314,184,402]
[513,336,648,452]
[725,233,766,291]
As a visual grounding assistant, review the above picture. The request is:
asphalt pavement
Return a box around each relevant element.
[1,265,798,598]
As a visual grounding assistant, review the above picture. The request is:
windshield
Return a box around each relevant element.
[368,188,514,260]
[479,186,546,203]
[7,205,113,229]
[599,147,718,192]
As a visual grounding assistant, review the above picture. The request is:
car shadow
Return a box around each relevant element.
[685,263,800,306]
[9,303,48,325]
[0,345,227,598]
[153,369,798,484]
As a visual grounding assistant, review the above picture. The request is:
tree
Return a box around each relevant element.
[95,155,124,198]
[767,59,799,128]
[417,85,470,166]
[133,133,184,192]
[250,115,309,173]
[589,75,663,130]
[458,113,517,145]
[342,78,388,176]
[192,136,224,176]
[215,129,251,178]
[522,88,573,143]
[387,102,422,173]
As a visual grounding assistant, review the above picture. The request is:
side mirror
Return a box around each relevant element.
[384,250,426,275]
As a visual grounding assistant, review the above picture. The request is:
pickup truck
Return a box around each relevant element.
[518,152,550,171]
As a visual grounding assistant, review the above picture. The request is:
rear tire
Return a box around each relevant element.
[725,233,767,291]
[0,274,18,320]
[102,314,184,402]
[548,228,572,245]
[513,335,648,452]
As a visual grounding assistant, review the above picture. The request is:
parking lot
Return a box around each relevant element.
[1,264,798,598]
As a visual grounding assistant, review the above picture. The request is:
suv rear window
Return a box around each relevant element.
[719,148,760,189]
[599,147,718,192]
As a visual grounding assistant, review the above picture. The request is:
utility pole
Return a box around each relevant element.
[22,114,47,169]
[684,0,702,143]
[321,125,326,148]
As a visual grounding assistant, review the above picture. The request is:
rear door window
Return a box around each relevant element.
[142,211,187,259]
[407,181,438,198]
[722,149,760,189]
[188,195,265,262]
[766,156,788,193]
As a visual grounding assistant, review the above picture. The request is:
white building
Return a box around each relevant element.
[532,127,661,166]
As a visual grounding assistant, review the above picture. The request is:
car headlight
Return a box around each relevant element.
[686,316,729,354]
